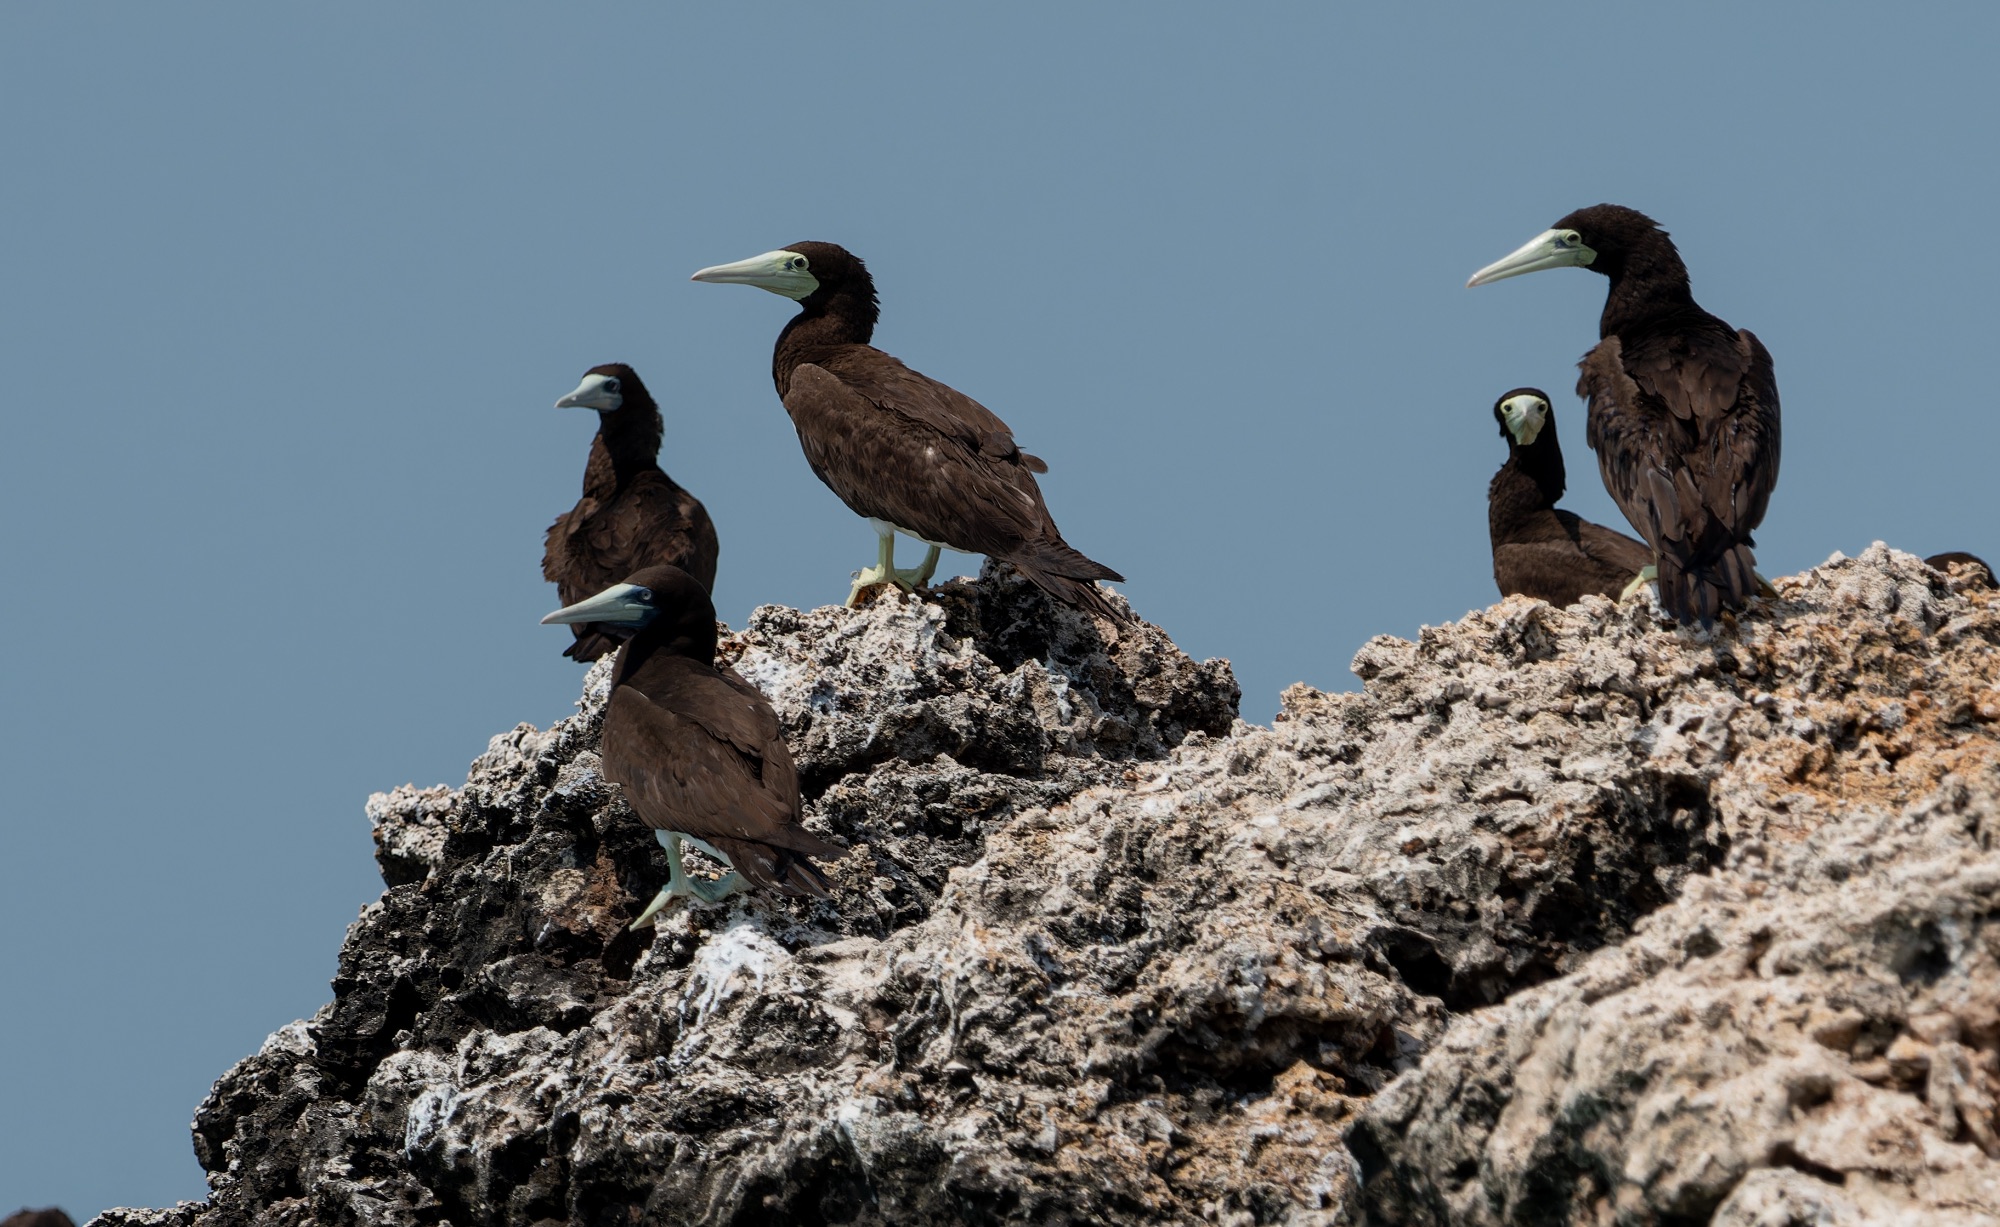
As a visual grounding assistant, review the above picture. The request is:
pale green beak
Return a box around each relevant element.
[541,582,655,628]
[555,373,620,411]
[1499,394,1549,445]
[1467,228,1596,287]
[689,250,820,300]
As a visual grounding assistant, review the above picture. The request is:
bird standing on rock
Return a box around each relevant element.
[1469,205,1781,626]
[543,363,719,662]
[541,565,844,926]
[690,242,1128,623]
[1486,387,1651,607]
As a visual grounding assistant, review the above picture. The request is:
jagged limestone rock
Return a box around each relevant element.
[1351,545,2000,1226]
[92,547,2000,1226]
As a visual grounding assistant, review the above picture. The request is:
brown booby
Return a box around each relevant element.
[689,243,1128,622]
[541,565,843,925]
[543,364,719,662]
[1488,387,1652,606]
[1926,552,1996,587]
[1469,205,1781,626]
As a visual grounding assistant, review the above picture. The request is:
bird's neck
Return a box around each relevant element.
[612,621,717,688]
[1598,240,1698,337]
[773,287,878,394]
[1489,442,1566,529]
[584,404,664,495]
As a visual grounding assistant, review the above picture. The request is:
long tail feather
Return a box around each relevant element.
[706,833,845,900]
[1655,543,1759,627]
[1004,540,1132,625]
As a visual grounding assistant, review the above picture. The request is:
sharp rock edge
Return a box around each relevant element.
[91,548,2000,1227]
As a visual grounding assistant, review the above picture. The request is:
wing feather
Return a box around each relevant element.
[598,661,812,847]
[553,475,718,603]
[1492,509,1650,607]
[1570,515,1653,577]
[815,349,1036,464]
[782,362,1056,557]
[1579,326,1780,622]
[775,349,1125,621]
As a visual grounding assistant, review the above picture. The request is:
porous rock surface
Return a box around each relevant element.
[93,547,2000,1226]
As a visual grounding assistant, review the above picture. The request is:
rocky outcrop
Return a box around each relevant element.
[1351,548,2000,1226]
[93,548,1999,1226]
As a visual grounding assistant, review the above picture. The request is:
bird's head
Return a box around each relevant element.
[690,241,869,306]
[1493,388,1552,447]
[541,565,715,645]
[555,362,647,413]
[1467,204,1670,288]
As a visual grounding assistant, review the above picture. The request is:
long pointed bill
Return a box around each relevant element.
[540,582,654,628]
[1467,228,1596,287]
[689,250,819,300]
[555,372,620,411]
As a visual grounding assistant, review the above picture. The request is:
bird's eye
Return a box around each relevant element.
[788,255,809,271]
[633,587,653,602]
[604,379,620,393]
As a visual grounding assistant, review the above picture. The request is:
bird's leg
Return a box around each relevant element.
[1755,571,1779,599]
[847,528,922,606]
[629,831,747,930]
[1619,565,1659,603]
[905,544,942,588]
[676,833,748,901]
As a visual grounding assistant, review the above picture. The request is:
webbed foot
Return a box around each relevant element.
[845,562,920,607]
[1619,565,1658,603]
[630,831,749,929]
[845,533,930,606]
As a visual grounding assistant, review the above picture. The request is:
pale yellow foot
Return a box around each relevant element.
[845,534,928,607]
[629,831,748,930]
[1619,565,1659,603]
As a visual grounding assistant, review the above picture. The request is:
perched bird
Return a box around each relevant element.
[543,363,719,662]
[1469,205,1781,625]
[1926,551,1996,587]
[1487,387,1652,606]
[542,565,843,926]
[2,1211,76,1227]
[690,242,1128,622]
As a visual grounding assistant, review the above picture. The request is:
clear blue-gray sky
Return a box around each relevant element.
[3,4,1995,1216]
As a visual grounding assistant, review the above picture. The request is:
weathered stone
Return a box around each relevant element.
[92,547,2000,1226]
[1351,546,2000,1226]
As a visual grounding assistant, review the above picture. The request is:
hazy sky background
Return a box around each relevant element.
[4,3,1996,1217]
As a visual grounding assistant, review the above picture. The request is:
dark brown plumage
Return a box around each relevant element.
[1569,206,1781,624]
[1488,387,1652,606]
[592,566,842,900]
[542,363,719,662]
[694,242,1128,623]
[2,1210,77,1227]
[1926,552,1995,587]
[1473,205,1781,626]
